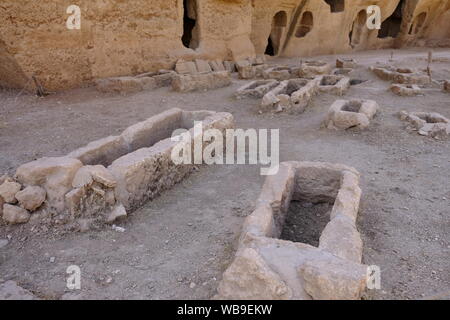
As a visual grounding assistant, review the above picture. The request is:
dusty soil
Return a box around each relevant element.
[280,202,333,247]
[0,48,449,300]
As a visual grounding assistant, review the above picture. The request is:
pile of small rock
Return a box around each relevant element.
[0,175,46,224]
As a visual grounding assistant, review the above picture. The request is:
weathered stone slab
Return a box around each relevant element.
[15,157,83,212]
[172,71,232,92]
[175,60,198,74]
[195,59,212,73]
[15,186,46,211]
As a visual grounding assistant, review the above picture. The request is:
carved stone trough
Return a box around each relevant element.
[324,99,379,130]
[10,109,234,227]
[318,75,351,96]
[235,80,279,99]
[260,78,320,113]
[215,162,367,300]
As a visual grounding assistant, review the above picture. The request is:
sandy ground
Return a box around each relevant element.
[0,48,449,300]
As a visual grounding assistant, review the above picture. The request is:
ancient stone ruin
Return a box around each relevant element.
[390,84,422,96]
[399,111,450,139]
[324,99,379,130]
[216,162,366,300]
[261,78,320,113]
[370,65,431,85]
[1,109,234,228]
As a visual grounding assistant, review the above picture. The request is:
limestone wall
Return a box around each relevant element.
[0,0,449,91]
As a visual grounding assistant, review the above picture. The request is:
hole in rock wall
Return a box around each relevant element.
[265,11,287,56]
[182,0,199,49]
[349,10,367,48]
[295,11,314,38]
[378,0,405,39]
[324,0,345,13]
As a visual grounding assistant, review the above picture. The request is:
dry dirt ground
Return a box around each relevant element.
[0,48,449,300]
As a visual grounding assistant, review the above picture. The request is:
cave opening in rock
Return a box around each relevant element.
[378,0,405,39]
[295,11,314,38]
[265,11,287,56]
[324,0,345,13]
[182,0,199,49]
[349,10,367,48]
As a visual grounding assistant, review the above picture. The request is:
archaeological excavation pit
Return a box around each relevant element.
[216,162,367,300]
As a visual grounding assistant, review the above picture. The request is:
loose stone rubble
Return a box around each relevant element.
[444,80,450,93]
[298,61,333,77]
[261,78,320,113]
[318,75,351,96]
[215,162,367,300]
[390,84,422,96]
[324,99,379,130]
[235,80,279,99]
[370,65,431,85]
[399,111,450,139]
[3,109,234,228]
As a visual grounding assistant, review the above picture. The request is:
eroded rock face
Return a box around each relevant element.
[2,0,448,91]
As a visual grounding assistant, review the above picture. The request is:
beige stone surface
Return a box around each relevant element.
[2,204,30,224]
[15,186,46,212]
[0,180,21,204]
[299,254,367,300]
[215,248,293,300]
[15,157,83,212]
[172,71,232,92]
